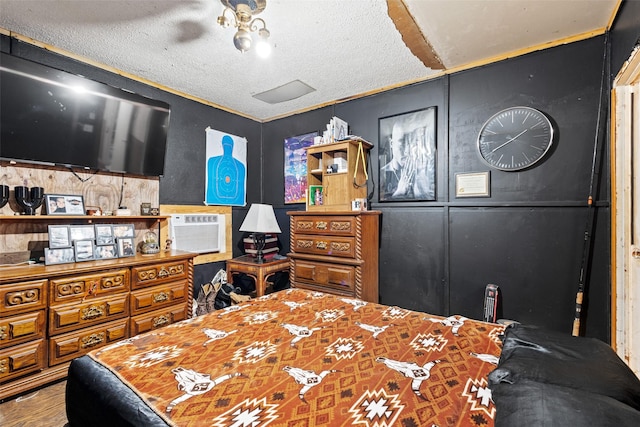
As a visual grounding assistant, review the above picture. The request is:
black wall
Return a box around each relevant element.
[264,36,611,340]
[2,3,639,342]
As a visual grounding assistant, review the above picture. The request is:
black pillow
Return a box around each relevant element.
[489,324,640,410]
[492,379,640,427]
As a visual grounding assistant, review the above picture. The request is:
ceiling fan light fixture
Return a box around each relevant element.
[233,28,252,52]
[217,0,271,54]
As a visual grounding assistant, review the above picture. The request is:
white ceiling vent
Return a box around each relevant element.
[252,80,316,104]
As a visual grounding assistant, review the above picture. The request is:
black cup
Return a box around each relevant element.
[0,185,8,209]
[14,186,45,215]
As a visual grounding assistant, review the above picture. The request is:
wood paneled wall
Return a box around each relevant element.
[0,162,159,258]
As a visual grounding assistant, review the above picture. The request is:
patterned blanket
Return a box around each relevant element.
[88,288,504,426]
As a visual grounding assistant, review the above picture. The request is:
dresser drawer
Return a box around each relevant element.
[131,260,189,289]
[130,280,187,316]
[293,234,356,258]
[0,310,46,349]
[292,216,356,237]
[0,339,46,384]
[49,293,129,335]
[49,318,128,366]
[291,259,355,295]
[49,269,129,304]
[0,279,47,316]
[130,305,187,335]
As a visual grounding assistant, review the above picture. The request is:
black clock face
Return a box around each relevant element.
[477,107,554,171]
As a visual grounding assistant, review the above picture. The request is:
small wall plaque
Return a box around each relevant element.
[455,172,490,198]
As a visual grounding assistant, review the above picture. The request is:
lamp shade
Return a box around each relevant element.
[239,203,281,234]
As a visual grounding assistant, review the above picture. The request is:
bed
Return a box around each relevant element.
[67,287,640,426]
[65,288,505,426]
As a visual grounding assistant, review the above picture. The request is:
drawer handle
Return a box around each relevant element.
[0,326,6,340]
[316,241,327,250]
[81,304,105,320]
[154,292,169,303]
[153,315,170,328]
[0,359,7,374]
[158,267,169,278]
[315,221,327,230]
[81,332,105,349]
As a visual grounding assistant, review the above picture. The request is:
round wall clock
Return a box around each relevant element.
[477,106,554,171]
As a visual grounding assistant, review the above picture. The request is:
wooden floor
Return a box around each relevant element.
[0,381,68,427]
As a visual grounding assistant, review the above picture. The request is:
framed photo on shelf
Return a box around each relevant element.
[94,244,118,260]
[379,107,437,202]
[117,237,136,257]
[113,224,135,239]
[69,225,96,242]
[95,224,115,245]
[45,194,85,215]
[44,247,76,265]
[74,240,95,262]
[47,225,71,248]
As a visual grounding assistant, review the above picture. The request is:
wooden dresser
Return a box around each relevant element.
[0,251,194,401]
[287,211,380,302]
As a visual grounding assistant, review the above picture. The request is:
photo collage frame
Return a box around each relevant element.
[45,223,136,265]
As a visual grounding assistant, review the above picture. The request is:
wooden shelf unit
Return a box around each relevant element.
[305,139,372,211]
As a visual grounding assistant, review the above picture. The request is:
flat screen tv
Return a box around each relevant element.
[0,52,170,177]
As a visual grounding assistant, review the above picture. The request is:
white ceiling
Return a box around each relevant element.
[0,0,620,122]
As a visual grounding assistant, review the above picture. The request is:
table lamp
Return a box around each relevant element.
[239,203,281,263]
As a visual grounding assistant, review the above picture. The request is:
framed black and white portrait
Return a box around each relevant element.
[379,107,437,202]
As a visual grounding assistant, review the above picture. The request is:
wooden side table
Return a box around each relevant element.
[226,255,289,297]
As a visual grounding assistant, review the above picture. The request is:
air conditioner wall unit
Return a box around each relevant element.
[169,213,225,254]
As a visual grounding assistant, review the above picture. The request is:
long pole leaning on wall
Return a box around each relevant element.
[572,34,609,337]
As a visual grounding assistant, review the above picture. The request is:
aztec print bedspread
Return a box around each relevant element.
[87,288,505,427]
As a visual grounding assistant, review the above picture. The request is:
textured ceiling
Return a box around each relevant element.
[0,0,620,122]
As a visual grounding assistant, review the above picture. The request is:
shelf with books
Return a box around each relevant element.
[305,139,372,211]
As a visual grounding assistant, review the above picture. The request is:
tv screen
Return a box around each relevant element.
[0,52,170,177]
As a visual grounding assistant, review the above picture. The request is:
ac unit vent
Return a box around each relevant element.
[170,214,225,254]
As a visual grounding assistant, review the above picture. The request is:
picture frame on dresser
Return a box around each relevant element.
[95,224,115,245]
[45,193,85,215]
[94,244,118,260]
[44,247,76,265]
[118,237,136,257]
[74,240,95,262]
[48,225,71,248]
[113,224,135,239]
[69,224,96,242]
